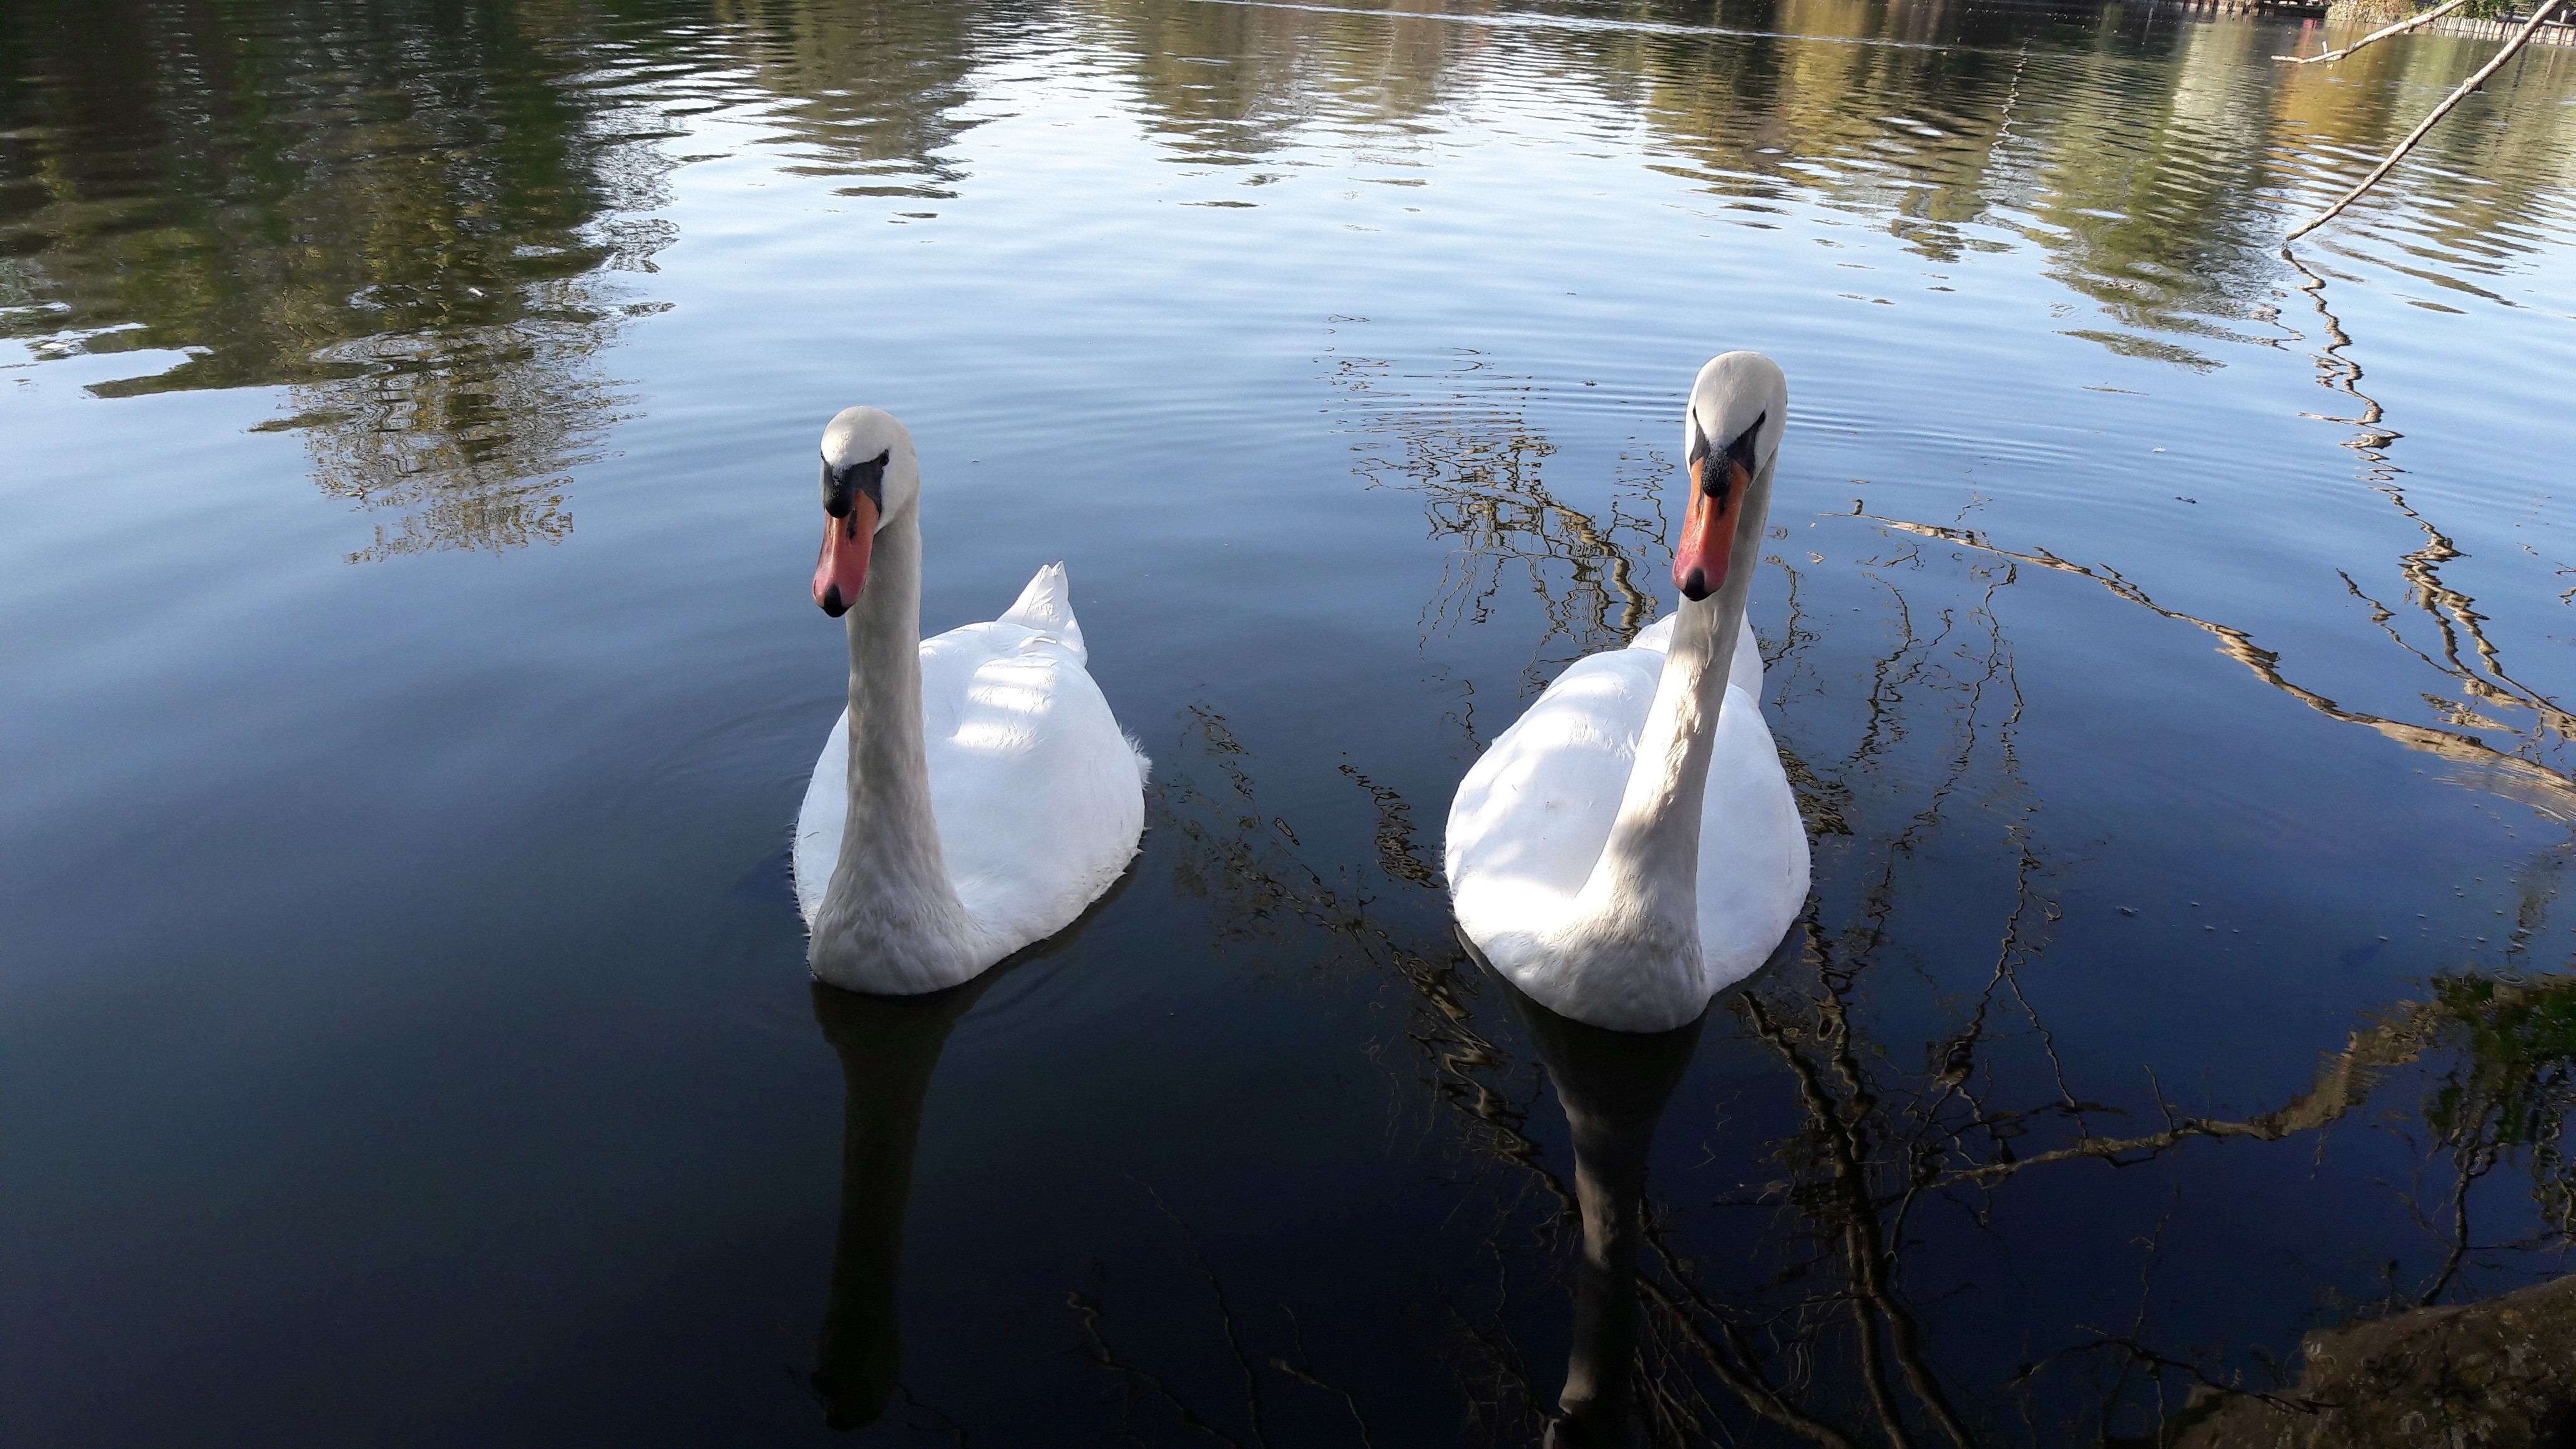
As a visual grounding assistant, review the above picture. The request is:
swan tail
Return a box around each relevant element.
[1123,728,1152,786]
[1001,562,1086,661]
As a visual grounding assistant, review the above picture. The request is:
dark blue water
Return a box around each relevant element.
[7,0,2576,1442]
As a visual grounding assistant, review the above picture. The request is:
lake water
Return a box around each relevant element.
[9,0,2576,1443]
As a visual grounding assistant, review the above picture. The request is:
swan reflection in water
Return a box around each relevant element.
[1476,940,1709,1449]
[801,869,1122,1432]
[806,969,1002,1429]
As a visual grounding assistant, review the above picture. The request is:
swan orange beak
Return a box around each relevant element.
[814,492,877,617]
[1674,412,1764,602]
[1673,453,1748,602]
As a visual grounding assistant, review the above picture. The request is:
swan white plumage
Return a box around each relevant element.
[793,406,1148,995]
[1446,353,1809,1032]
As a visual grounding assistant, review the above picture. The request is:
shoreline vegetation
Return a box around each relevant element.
[2323,0,2576,39]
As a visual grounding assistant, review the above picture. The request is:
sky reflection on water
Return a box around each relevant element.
[6,0,2576,1443]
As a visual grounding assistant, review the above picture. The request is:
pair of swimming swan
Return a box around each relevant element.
[793,351,1808,1033]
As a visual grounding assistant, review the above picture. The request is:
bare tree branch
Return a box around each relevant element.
[2286,0,2569,242]
[2276,0,2480,64]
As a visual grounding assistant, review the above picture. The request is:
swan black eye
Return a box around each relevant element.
[1722,411,1764,481]
[822,448,891,519]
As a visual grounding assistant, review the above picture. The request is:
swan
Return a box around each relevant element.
[793,406,1148,995]
[1445,353,1810,1033]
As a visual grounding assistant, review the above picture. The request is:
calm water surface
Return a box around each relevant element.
[9,0,2576,1442]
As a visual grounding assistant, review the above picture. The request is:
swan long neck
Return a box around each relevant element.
[826,498,964,925]
[1566,461,1771,953]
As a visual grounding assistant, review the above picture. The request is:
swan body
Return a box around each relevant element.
[1447,354,1809,1033]
[794,407,1146,995]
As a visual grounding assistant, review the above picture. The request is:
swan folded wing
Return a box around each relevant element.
[791,620,1035,927]
[1445,648,1663,934]
[997,561,1085,664]
[1693,683,1810,990]
[793,708,852,926]
[920,629,1142,956]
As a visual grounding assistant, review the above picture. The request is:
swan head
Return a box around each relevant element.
[1673,352,1787,603]
[812,406,920,617]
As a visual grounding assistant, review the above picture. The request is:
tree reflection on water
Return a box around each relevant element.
[11,0,2573,567]
[0,3,686,558]
[1123,629,2576,1445]
[1067,290,2576,1440]
[0,0,1001,560]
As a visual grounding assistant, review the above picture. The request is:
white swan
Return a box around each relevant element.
[1446,353,1810,1033]
[793,406,1148,995]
